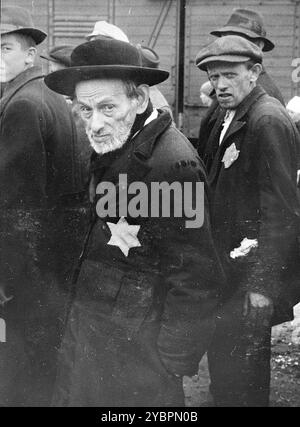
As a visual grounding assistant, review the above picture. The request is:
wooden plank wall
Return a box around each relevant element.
[51,0,110,45]
[1,0,177,106]
[114,0,177,108]
[2,0,298,137]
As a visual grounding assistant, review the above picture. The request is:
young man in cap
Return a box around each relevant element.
[85,20,173,117]
[0,6,82,405]
[198,8,285,160]
[45,37,226,407]
[211,8,284,104]
[195,35,300,406]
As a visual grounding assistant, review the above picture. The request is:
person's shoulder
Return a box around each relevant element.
[258,70,285,105]
[248,94,298,150]
[156,122,198,160]
[14,77,66,106]
[150,122,207,181]
[7,78,49,110]
[5,76,35,100]
[250,93,290,126]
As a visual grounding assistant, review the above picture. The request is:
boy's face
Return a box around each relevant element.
[0,33,33,82]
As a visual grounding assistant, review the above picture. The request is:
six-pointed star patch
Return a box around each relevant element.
[107,217,141,256]
[222,143,240,169]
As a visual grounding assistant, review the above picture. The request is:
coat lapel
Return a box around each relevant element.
[202,107,226,173]
[205,106,226,154]
[105,111,172,184]
[0,66,44,118]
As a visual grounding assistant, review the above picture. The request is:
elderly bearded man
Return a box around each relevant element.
[45,38,226,407]
[196,35,300,407]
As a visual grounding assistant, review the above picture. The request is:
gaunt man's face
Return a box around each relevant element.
[76,79,139,155]
[207,62,259,109]
[0,33,33,82]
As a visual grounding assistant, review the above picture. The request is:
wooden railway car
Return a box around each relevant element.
[2,0,300,138]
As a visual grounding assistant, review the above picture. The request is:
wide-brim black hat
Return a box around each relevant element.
[45,39,169,97]
[1,6,47,45]
[210,8,274,52]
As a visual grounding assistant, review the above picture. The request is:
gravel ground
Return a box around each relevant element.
[184,304,300,407]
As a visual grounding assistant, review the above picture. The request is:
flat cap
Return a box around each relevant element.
[40,45,74,67]
[195,35,263,71]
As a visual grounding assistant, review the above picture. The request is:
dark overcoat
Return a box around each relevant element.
[53,111,226,407]
[202,85,300,325]
[0,66,84,405]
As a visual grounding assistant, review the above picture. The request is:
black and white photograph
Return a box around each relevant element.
[0,0,300,409]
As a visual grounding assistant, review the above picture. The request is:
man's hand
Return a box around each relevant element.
[243,292,274,326]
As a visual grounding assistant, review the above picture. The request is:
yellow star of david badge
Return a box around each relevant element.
[222,143,240,169]
[107,217,141,257]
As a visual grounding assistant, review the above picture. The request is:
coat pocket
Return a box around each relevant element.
[76,260,156,339]
[75,259,125,313]
[111,272,155,339]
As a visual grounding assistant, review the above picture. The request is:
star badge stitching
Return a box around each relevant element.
[222,143,240,169]
[107,217,141,257]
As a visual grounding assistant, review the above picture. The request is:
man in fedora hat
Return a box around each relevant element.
[0,6,83,406]
[44,37,226,406]
[195,35,300,406]
[85,20,173,117]
[198,8,285,161]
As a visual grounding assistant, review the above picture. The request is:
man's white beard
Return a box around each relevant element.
[87,117,134,155]
[88,130,130,155]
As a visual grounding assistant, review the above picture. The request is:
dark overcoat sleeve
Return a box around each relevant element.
[240,115,300,302]
[0,97,47,206]
[155,160,225,376]
[0,97,48,296]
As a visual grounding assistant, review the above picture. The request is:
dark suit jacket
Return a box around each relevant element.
[202,86,300,325]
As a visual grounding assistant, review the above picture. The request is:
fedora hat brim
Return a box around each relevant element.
[44,65,169,97]
[210,26,274,52]
[1,27,47,45]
